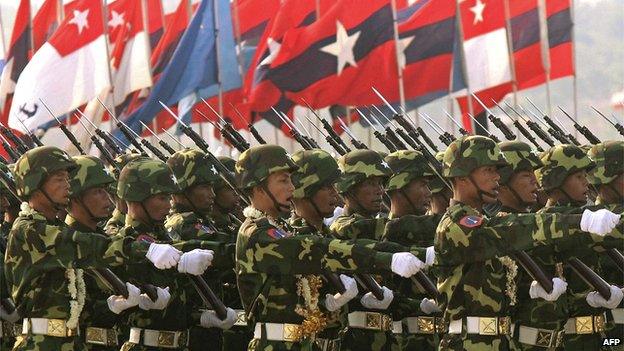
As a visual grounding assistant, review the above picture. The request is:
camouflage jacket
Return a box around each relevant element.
[4,203,149,320]
[105,208,126,236]
[211,210,241,236]
[236,208,397,328]
[593,198,623,286]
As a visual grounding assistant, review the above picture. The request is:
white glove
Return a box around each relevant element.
[586,285,624,309]
[425,246,436,267]
[0,304,20,323]
[146,243,182,269]
[200,308,237,330]
[529,278,568,302]
[106,283,141,314]
[420,298,441,315]
[138,286,171,310]
[391,252,425,277]
[177,249,214,275]
[360,286,394,310]
[325,275,359,312]
[580,209,621,236]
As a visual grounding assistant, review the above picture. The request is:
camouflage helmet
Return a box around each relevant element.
[429,151,447,194]
[108,152,146,193]
[497,141,543,184]
[69,156,116,197]
[586,141,624,185]
[117,158,180,202]
[13,146,77,197]
[291,149,341,198]
[336,149,392,193]
[235,145,298,189]
[167,148,219,191]
[214,156,236,190]
[385,150,435,191]
[535,144,595,191]
[442,136,508,178]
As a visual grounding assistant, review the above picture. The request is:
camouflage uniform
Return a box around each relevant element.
[435,137,605,351]
[5,147,150,351]
[163,149,237,351]
[104,153,145,237]
[234,145,409,351]
[381,150,442,351]
[66,156,123,351]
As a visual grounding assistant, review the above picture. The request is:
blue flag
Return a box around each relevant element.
[117,0,221,142]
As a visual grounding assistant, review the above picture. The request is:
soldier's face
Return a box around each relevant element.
[352,177,385,212]
[561,170,589,202]
[265,171,295,208]
[187,183,216,212]
[404,178,432,212]
[144,193,172,221]
[470,165,500,203]
[311,184,340,217]
[508,170,539,204]
[41,170,71,206]
[81,186,114,219]
[215,186,241,211]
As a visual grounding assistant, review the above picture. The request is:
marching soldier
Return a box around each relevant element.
[428,151,452,216]
[105,153,145,237]
[435,136,620,351]
[234,145,424,351]
[211,156,243,230]
[4,147,181,350]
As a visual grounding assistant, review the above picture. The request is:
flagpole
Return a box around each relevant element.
[390,0,408,122]
[455,0,475,131]
[231,0,251,143]
[537,0,553,117]
[101,0,116,131]
[140,0,154,75]
[570,0,579,132]
[503,0,518,109]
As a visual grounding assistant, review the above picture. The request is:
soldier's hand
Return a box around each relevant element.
[177,249,214,275]
[580,209,621,236]
[529,278,567,302]
[425,246,436,267]
[146,243,182,269]
[106,282,141,314]
[325,274,359,312]
[419,298,441,315]
[391,252,424,277]
[360,286,394,310]
[138,286,171,310]
[200,308,237,330]
[586,285,624,309]
[0,304,20,323]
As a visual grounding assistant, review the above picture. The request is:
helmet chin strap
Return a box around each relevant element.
[505,184,531,210]
[139,202,161,227]
[260,183,290,215]
[39,189,67,212]
[397,189,420,215]
[75,197,108,223]
[556,187,585,206]
[467,176,498,203]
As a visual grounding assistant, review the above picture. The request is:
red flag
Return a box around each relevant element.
[232,0,280,42]
[147,0,164,49]
[32,0,59,52]
[507,0,545,89]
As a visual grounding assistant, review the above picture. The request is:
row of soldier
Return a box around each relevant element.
[0,109,621,351]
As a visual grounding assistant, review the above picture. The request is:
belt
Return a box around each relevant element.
[128,327,188,349]
[85,326,118,346]
[347,311,393,331]
[448,316,512,336]
[22,318,79,338]
[564,314,607,334]
[513,325,564,348]
[314,337,341,351]
[609,308,624,325]
[392,317,444,335]
[234,309,247,327]
[1,321,22,338]
[253,322,302,342]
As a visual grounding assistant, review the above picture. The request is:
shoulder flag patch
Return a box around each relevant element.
[267,228,291,239]
[459,215,483,228]
[136,234,156,243]
[195,223,214,234]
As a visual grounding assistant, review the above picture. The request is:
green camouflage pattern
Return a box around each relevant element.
[535,144,595,191]
[442,136,507,178]
[117,158,180,202]
[235,145,298,189]
[290,149,341,199]
[214,156,236,190]
[108,153,145,193]
[497,141,543,185]
[69,155,115,197]
[12,146,76,198]
[428,151,446,194]
[167,148,220,191]
[336,150,392,194]
[586,140,624,185]
[384,150,434,191]
[104,208,126,237]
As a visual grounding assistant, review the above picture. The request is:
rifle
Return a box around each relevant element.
[491,101,544,151]
[468,113,500,142]
[196,109,248,153]
[302,98,352,153]
[74,116,119,172]
[470,94,515,141]
[591,107,624,138]
[15,118,44,147]
[420,113,454,146]
[356,109,397,152]
[512,251,553,293]
[76,111,124,155]
[39,99,85,154]
[336,118,368,150]
[272,108,315,150]
[293,117,320,149]
[0,122,29,154]
[202,99,250,151]
[162,129,188,149]
[302,113,348,155]
[525,98,578,145]
[230,103,266,145]
[519,104,564,146]
[0,134,20,162]
[567,257,612,300]
[606,248,624,273]
[96,98,148,155]
[140,121,177,155]
[443,110,470,136]
[558,106,601,144]
[370,106,408,150]
[1,298,16,315]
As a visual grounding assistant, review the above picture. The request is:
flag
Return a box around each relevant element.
[119,0,220,141]
[147,0,165,49]
[151,0,190,78]
[32,0,59,52]
[233,0,279,44]
[0,0,31,112]
[8,0,111,131]
[507,0,545,89]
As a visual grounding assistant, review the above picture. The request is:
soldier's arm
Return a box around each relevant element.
[171,239,235,269]
[330,215,386,240]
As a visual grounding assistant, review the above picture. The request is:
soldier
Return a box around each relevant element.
[114,158,237,350]
[434,136,620,351]
[587,141,624,346]
[428,151,451,216]
[164,149,238,351]
[4,146,181,350]
[234,144,424,351]
[65,155,141,350]
[381,150,441,351]
[211,156,243,230]
[535,144,623,350]
[104,153,144,236]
